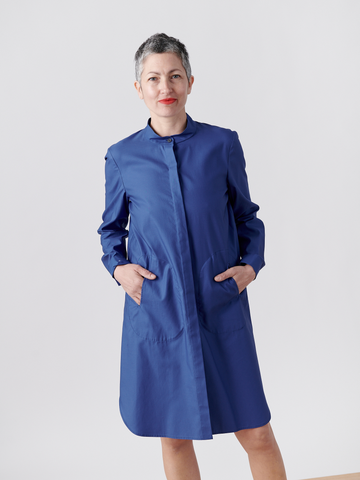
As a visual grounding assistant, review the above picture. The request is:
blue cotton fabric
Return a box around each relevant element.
[98,113,271,440]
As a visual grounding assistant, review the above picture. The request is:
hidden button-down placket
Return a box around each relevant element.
[162,141,213,439]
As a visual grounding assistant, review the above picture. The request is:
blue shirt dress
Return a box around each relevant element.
[97,113,271,440]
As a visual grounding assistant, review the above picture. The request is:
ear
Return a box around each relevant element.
[187,75,195,95]
[134,81,144,100]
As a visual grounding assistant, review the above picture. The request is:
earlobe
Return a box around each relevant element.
[188,75,195,94]
[134,81,143,99]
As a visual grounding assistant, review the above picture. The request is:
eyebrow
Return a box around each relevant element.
[146,69,182,75]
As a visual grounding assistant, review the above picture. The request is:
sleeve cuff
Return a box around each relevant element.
[111,259,131,286]
[239,254,265,279]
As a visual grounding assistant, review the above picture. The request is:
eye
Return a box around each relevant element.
[148,77,158,82]
[172,74,181,79]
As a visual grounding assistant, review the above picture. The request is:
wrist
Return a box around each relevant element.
[113,264,125,278]
[241,263,256,280]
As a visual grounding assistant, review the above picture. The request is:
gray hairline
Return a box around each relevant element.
[135,51,192,84]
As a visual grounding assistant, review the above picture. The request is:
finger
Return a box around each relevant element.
[130,292,141,305]
[136,266,157,279]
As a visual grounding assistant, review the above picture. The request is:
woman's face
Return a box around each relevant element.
[134,52,194,123]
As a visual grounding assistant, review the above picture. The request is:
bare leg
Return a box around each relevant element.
[160,437,201,480]
[234,422,287,480]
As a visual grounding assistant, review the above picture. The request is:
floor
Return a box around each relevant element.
[304,474,360,480]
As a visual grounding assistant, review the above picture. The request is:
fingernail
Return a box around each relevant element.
[149,273,155,278]
[214,275,220,281]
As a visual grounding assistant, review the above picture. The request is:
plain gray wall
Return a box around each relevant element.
[1,1,359,479]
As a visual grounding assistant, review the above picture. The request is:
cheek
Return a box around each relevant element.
[144,87,158,100]
[179,86,189,100]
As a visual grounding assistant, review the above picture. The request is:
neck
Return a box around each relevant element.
[149,110,187,137]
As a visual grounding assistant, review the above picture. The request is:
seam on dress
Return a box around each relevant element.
[107,147,128,193]
[226,130,237,197]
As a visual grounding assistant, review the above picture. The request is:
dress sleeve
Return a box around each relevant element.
[97,148,131,285]
[227,131,265,277]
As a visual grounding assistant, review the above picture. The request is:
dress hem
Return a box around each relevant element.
[119,399,271,440]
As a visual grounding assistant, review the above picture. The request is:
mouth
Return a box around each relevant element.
[159,98,177,105]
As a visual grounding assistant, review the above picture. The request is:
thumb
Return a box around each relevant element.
[138,266,157,280]
[214,269,229,282]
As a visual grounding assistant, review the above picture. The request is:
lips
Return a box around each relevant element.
[159,98,176,105]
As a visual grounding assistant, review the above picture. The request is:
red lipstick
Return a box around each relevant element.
[159,98,176,105]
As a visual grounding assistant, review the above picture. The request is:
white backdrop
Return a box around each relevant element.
[1,1,359,479]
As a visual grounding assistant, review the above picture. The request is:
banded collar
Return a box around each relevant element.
[142,113,197,144]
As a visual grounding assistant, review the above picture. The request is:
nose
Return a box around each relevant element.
[159,77,172,93]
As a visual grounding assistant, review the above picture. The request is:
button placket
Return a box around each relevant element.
[162,136,213,438]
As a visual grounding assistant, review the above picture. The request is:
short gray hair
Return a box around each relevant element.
[134,33,192,83]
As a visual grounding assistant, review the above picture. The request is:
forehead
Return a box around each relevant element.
[142,52,185,75]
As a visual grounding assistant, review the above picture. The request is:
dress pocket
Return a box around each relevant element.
[197,249,247,334]
[125,254,184,342]
[228,275,240,294]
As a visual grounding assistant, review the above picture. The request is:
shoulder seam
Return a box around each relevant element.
[227,130,238,174]
[107,148,127,192]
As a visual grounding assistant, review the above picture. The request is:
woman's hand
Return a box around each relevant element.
[114,264,157,305]
[214,264,256,294]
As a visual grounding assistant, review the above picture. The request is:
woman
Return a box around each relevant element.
[98,33,287,480]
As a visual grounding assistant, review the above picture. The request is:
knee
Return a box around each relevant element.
[234,423,276,454]
[160,437,192,453]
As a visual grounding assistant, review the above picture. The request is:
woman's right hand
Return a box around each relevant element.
[114,264,157,305]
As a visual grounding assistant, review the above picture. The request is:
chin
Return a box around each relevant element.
[157,109,181,118]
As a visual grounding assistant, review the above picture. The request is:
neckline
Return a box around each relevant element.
[143,113,197,143]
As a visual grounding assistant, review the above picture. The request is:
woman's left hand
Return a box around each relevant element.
[214,264,256,294]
